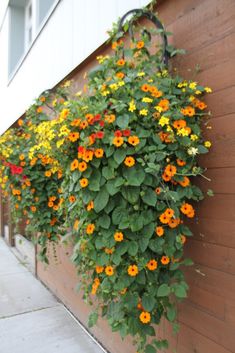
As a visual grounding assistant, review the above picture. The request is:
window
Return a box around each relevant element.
[8,0,58,78]
[25,1,34,49]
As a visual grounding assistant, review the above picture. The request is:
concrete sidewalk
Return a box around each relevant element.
[0,238,105,353]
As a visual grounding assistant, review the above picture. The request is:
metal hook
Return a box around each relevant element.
[117,8,168,67]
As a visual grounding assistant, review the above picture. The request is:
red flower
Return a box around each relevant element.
[78,146,85,153]
[94,114,101,121]
[123,129,131,137]
[99,120,105,127]
[96,131,104,139]
[114,130,123,137]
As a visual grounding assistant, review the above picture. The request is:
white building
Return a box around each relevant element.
[0,0,150,134]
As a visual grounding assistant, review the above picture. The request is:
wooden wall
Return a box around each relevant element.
[37,1,235,352]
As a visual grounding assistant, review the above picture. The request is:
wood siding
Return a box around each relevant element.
[37,1,235,352]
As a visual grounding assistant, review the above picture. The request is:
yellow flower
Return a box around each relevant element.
[205,87,212,93]
[137,72,145,77]
[189,82,197,89]
[190,134,198,141]
[142,97,153,103]
[139,109,148,116]
[109,83,118,90]
[195,90,202,95]
[129,100,136,112]
[158,116,169,127]
[204,141,212,148]
[56,139,65,148]
[101,90,110,96]
[177,128,190,136]
[118,80,125,87]
[154,105,163,113]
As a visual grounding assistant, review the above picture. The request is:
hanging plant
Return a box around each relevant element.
[0,8,213,353]
[57,10,212,353]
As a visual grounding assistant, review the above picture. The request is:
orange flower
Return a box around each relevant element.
[173,120,186,129]
[18,119,23,126]
[19,154,25,161]
[165,208,174,218]
[68,132,80,142]
[50,218,57,226]
[147,259,158,271]
[128,136,140,146]
[48,201,54,208]
[168,218,180,228]
[187,209,195,218]
[94,149,104,158]
[71,118,81,126]
[87,200,94,211]
[105,114,116,123]
[197,101,207,110]
[176,159,186,166]
[83,150,94,162]
[114,231,124,242]
[162,172,171,182]
[180,235,187,244]
[155,187,161,195]
[37,107,43,113]
[181,106,195,117]
[139,311,151,324]
[104,248,114,254]
[151,89,163,98]
[79,178,88,188]
[69,195,76,203]
[79,120,88,129]
[141,84,149,92]
[73,219,80,230]
[95,266,104,274]
[113,136,124,147]
[179,176,190,187]
[159,213,170,224]
[71,159,79,171]
[127,265,139,277]
[45,170,52,177]
[31,206,36,212]
[165,164,177,178]
[161,256,170,265]
[78,161,87,172]
[156,226,164,237]
[117,59,125,66]
[124,156,135,167]
[136,41,144,49]
[116,72,125,79]
[158,99,169,111]
[180,203,194,216]
[86,223,95,235]
[105,266,114,276]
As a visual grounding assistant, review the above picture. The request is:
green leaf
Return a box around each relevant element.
[142,294,156,311]
[207,189,214,197]
[112,207,127,225]
[94,186,109,213]
[102,166,114,180]
[88,312,98,328]
[174,284,187,298]
[121,186,140,204]
[141,188,157,206]
[114,149,126,164]
[157,284,170,297]
[116,114,129,129]
[139,237,149,252]
[198,145,208,154]
[145,344,156,353]
[128,241,138,256]
[89,169,101,191]
[97,214,111,229]
[106,179,120,196]
[123,165,145,186]
[166,305,176,322]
